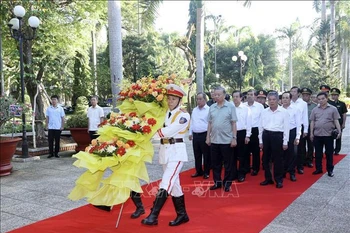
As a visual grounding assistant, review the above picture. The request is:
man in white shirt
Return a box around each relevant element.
[45,95,65,158]
[281,92,301,182]
[189,92,210,179]
[259,91,289,189]
[290,86,309,175]
[232,91,252,182]
[244,89,264,176]
[87,96,105,140]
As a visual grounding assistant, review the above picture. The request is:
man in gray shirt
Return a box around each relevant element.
[310,92,341,177]
[206,87,238,192]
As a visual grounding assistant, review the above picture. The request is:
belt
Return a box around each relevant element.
[193,131,207,135]
[264,130,283,134]
[160,138,183,144]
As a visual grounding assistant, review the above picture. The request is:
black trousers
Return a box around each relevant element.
[300,126,314,163]
[48,129,61,156]
[314,136,334,172]
[89,131,99,140]
[334,129,343,153]
[246,127,260,172]
[192,132,211,175]
[283,128,297,175]
[211,143,234,188]
[262,130,284,183]
[296,125,305,170]
[233,130,248,178]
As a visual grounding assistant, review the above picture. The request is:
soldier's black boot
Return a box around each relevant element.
[130,191,145,219]
[141,189,168,225]
[169,195,189,226]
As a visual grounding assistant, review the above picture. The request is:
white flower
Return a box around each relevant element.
[106,145,116,153]
[124,120,133,127]
[132,117,140,124]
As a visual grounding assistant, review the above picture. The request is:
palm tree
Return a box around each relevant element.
[275,20,301,88]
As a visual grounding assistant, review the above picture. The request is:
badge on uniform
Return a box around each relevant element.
[179,117,187,124]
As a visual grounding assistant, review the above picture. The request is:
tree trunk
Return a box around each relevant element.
[289,37,293,88]
[195,6,204,93]
[321,0,326,22]
[0,26,4,96]
[108,1,123,110]
[91,30,98,95]
[330,0,336,74]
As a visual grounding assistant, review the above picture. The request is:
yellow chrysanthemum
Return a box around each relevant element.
[116,140,124,147]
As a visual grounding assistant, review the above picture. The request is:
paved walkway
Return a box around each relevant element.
[1,119,349,233]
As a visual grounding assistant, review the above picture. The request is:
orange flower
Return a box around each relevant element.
[91,139,98,146]
[156,94,164,101]
[116,140,124,147]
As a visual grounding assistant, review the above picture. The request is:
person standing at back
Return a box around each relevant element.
[328,88,347,155]
[232,90,252,183]
[45,95,65,158]
[244,89,264,176]
[87,95,105,140]
[206,86,238,192]
[290,86,308,175]
[189,92,211,179]
[301,88,317,167]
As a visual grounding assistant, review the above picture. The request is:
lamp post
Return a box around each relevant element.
[232,51,247,92]
[8,5,40,158]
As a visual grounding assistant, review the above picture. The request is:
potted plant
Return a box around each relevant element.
[66,96,90,152]
[0,95,22,176]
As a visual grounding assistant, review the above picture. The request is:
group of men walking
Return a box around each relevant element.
[189,84,347,190]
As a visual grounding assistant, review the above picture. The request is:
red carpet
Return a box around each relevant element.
[8,155,346,233]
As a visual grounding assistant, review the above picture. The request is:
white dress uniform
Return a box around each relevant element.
[153,92,190,197]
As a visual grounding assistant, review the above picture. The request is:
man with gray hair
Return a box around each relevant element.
[259,91,290,189]
[206,86,238,192]
[189,92,211,179]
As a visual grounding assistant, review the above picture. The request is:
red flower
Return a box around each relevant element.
[142,125,152,134]
[126,140,135,147]
[89,146,96,153]
[131,124,141,131]
[129,112,137,117]
[98,142,108,150]
[147,118,157,126]
[117,147,126,156]
[98,120,108,127]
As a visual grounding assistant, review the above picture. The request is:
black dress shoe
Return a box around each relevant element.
[334,151,339,155]
[297,169,304,174]
[238,177,245,183]
[54,154,60,158]
[290,174,297,182]
[312,170,323,175]
[191,173,203,178]
[328,171,334,177]
[276,183,283,189]
[260,180,274,186]
[47,154,54,158]
[251,170,258,176]
[203,174,209,179]
[209,184,222,190]
[306,162,313,168]
[224,186,231,192]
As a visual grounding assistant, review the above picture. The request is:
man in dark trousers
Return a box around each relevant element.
[328,88,347,155]
[189,92,211,179]
[310,92,341,177]
[244,89,264,176]
[259,91,289,189]
[301,88,317,167]
[206,86,238,192]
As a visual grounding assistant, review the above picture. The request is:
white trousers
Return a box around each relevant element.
[159,161,184,197]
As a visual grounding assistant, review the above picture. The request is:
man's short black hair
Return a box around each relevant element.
[317,92,328,98]
[232,90,243,98]
[290,86,301,93]
[282,91,292,99]
[51,95,59,100]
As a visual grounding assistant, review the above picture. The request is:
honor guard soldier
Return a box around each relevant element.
[319,84,331,94]
[257,90,269,108]
[141,84,190,227]
[328,88,348,155]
